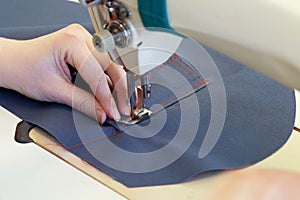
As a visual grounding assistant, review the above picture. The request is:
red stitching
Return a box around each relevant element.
[174,54,205,83]
[149,64,166,81]
[65,130,122,151]
[172,57,199,85]
[149,54,202,86]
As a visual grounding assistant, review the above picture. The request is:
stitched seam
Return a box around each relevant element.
[149,53,203,86]
[65,130,122,151]
[172,57,199,85]
[174,54,205,83]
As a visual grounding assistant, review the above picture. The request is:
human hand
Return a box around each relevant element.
[0,24,130,123]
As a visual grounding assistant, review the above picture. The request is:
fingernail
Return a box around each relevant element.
[113,109,121,120]
[124,108,130,116]
[99,115,107,124]
[121,103,131,116]
[96,109,107,124]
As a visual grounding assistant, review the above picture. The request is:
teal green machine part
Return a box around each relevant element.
[138,0,172,29]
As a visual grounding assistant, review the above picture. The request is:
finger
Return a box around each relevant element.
[66,43,120,120]
[72,87,107,124]
[105,74,113,90]
[106,62,130,116]
[83,32,129,115]
[53,80,107,124]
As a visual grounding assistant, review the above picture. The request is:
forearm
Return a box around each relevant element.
[0,37,23,89]
[0,37,49,95]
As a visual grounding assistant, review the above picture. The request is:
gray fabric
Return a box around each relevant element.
[0,0,93,39]
[0,0,296,187]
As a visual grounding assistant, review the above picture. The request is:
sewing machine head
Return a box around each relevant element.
[80,0,183,124]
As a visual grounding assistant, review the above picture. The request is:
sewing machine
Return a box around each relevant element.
[79,0,300,125]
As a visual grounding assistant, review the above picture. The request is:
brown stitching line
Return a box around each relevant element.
[113,50,203,85]
[148,63,166,81]
[63,54,208,150]
[44,129,123,151]
[112,51,201,86]
[148,55,174,81]
[66,130,122,151]
[149,54,202,86]
[174,54,205,83]
[171,56,200,86]
[171,54,202,85]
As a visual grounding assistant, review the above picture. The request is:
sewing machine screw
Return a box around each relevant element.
[92,30,115,52]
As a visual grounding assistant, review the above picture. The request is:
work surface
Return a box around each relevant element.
[0,90,299,200]
[0,107,125,200]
